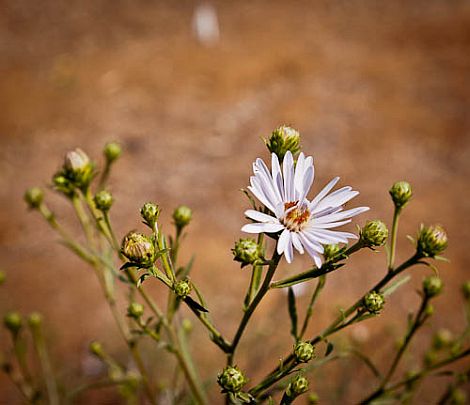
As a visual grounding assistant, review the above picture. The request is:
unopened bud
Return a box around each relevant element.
[389,181,412,210]
[127,302,144,319]
[417,225,448,257]
[217,366,247,393]
[294,341,315,363]
[265,125,301,161]
[4,312,22,335]
[27,312,42,328]
[174,279,191,298]
[172,205,192,229]
[89,341,103,357]
[140,202,160,227]
[182,319,193,333]
[323,244,341,261]
[462,281,470,300]
[363,292,385,314]
[361,220,388,247]
[121,231,155,266]
[286,375,309,398]
[308,393,320,404]
[423,276,443,298]
[94,190,113,212]
[52,173,75,197]
[432,329,454,350]
[424,303,434,316]
[232,238,262,266]
[24,187,44,209]
[104,142,122,163]
[63,148,94,188]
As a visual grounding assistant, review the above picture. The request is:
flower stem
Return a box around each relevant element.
[388,207,401,271]
[299,275,326,339]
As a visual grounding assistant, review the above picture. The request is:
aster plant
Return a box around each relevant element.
[1,128,469,404]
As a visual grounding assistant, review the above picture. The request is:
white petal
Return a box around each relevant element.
[293,152,306,198]
[255,158,283,206]
[309,177,340,210]
[283,151,295,202]
[299,166,314,202]
[244,210,280,224]
[248,179,277,214]
[277,229,290,255]
[290,232,304,254]
[315,206,369,224]
[271,153,284,201]
[242,223,284,234]
[309,219,351,229]
[299,233,324,266]
[299,231,325,253]
[313,188,359,213]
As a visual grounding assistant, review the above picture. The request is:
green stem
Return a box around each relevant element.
[299,275,326,339]
[388,207,401,271]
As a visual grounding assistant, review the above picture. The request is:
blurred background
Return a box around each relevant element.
[1,0,470,403]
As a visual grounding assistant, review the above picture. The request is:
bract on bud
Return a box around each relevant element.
[265,125,301,161]
[294,341,315,363]
[423,276,443,298]
[363,292,385,314]
[417,225,448,257]
[217,366,247,393]
[361,220,388,247]
[24,187,44,209]
[232,238,262,267]
[103,142,122,163]
[121,231,155,267]
[94,190,113,212]
[172,205,192,229]
[389,181,412,210]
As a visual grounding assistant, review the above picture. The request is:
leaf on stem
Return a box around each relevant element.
[184,297,209,313]
[287,287,298,340]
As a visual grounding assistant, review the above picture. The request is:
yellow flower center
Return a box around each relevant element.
[282,201,310,232]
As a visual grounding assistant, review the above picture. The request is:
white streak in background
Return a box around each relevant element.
[282,282,307,297]
[192,3,220,46]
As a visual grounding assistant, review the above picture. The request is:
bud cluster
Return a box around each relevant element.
[232,238,262,267]
[217,366,247,393]
[265,125,301,161]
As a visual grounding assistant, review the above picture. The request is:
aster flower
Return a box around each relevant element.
[241,151,369,267]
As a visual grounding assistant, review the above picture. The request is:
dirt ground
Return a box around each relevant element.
[1,0,470,403]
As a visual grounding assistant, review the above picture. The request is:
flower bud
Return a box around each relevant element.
[323,244,341,261]
[423,276,443,298]
[389,181,412,209]
[424,303,434,317]
[94,190,113,212]
[63,148,94,188]
[0,270,5,286]
[308,393,320,404]
[232,238,262,266]
[462,281,470,300]
[27,312,42,328]
[217,366,247,393]
[89,341,104,357]
[363,292,385,314]
[361,220,388,247]
[140,202,160,227]
[24,187,44,209]
[294,341,315,363]
[174,279,191,298]
[172,205,192,229]
[182,319,193,333]
[265,125,301,161]
[3,312,22,335]
[432,329,453,350]
[451,389,467,405]
[52,173,75,197]
[286,375,309,398]
[127,302,144,319]
[417,225,448,257]
[103,142,122,163]
[121,231,155,266]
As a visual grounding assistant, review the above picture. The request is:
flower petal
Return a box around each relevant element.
[244,210,279,224]
[283,151,295,202]
[291,232,304,254]
[309,177,340,210]
[315,206,369,224]
[242,223,284,234]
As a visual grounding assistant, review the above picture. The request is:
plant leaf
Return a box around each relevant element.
[287,287,298,340]
[184,296,209,313]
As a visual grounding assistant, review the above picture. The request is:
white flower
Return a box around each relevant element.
[241,151,369,267]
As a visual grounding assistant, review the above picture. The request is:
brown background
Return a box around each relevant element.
[1,0,470,403]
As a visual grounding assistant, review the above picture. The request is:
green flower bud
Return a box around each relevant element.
[432,329,453,350]
[450,389,467,405]
[104,142,122,163]
[182,319,193,333]
[294,341,315,363]
[424,303,434,317]
[0,270,5,286]
[121,231,155,266]
[462,281,470,300]
[4,312,22,335]
[24,187,44,209]
[286,375,309,398]
[389,181,412,209]
[363,292,385,314]
[423,276,443,298]
[94,190,113,212]
[172,205,192,229]
[217,366,247,393]
[52,173,75,197]
[232,238,262,266]
[140,202,160,227]
[265,125,301,161]
[63,148,94,189]
[361,220,388,247]
[308,393,320,404]
[127,302,144,319]
[417,225,448,257]
[323,244,341,261]
[174,279,191,298]
[89,341,104,357]
[27,312,42,328]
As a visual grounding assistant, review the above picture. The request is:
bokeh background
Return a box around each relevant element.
[1,0,470,403]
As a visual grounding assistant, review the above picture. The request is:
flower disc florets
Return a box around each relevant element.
[174,279,191,299]
[361,220,388,247]
[286,375,309,398]
[232,238,261,266]
[294,341,315,363]
[217,366,247,393]
[389,181,412,209]
[121,231,155,266]
[363,292,385,314]
[24,187,44,209]
[94,190,113,212]
[417,225,448,257]
[265,125,301,161]
[423,276,443,298]
[172,205,192,229]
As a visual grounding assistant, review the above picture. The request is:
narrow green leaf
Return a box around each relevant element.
[288,287,298,340]
[184,296,209,313]
[325,341,334,357]
[383,275,411,297]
